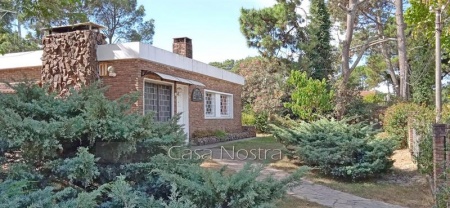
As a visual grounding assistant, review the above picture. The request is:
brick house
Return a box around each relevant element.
[0,22,251,143]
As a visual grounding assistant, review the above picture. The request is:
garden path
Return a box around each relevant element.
[192,140,407,208]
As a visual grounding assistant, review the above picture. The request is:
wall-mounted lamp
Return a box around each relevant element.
[107,66,116,77]
[175,87,182,96]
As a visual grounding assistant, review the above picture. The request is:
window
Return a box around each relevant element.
[204,90,233,118]
[98,63,108,77]
[144,82,172,122]
[205,92,215,116]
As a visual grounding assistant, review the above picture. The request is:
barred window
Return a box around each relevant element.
[205,92,215,117]
[220,94,230,116]
[204,90,233,119]
[144,82,172,122]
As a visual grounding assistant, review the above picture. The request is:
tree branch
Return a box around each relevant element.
[360,10,383,26]
[356,0,369,7]
[337,3,351,13]
[350,38,397,50]
[350,37,372,72]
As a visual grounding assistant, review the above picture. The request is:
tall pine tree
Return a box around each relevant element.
[302,0,333,81]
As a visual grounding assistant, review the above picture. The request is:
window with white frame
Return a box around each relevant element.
[204,90,233,118]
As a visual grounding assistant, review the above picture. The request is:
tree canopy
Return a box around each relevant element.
[89,0,155,44]
[239,0,306,60]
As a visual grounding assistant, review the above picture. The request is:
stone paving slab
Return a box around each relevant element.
[201,148,407,208]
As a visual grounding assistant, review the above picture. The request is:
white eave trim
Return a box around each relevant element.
[0,50,43,70]
[0,42,246,86]
[96,42,245,85]
[150,71,205,87]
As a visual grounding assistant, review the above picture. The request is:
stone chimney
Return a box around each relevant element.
[41,22,106,95]
[173,37,192,58]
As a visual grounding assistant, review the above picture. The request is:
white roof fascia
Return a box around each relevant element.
[0,50,43,70]
[97,42,245,85]
[152,71,206,87]
[0,42,246,86]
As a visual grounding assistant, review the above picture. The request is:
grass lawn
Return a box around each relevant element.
[212,136,434,208]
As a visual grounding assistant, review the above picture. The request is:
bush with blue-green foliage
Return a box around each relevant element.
[0,82,304,207]
[271,118,395,180]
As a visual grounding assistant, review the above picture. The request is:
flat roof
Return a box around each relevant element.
[41,22,107,33]
[0,42,245,85]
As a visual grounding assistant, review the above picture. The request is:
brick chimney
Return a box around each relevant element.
[173,37,192,58]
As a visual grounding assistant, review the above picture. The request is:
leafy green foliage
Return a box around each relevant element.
[90,0,155,44]
[408,104,443,175]
[408,36,435,106]
[0,32,39,54]
[405,1,450,104]
[209,59,237,71]
[362,92,385,104]
[343,91,387,126]
[213,130,227,139]
[405,0,450,54]
[242,112,256,126]
[236,57,289,115]
[382,103,430,148]
[241,105,269,133]
[254,111,270,133]
[272,118,395,180]
[350,61,388,91]
[1,0,90,50]
[284,71,334,121]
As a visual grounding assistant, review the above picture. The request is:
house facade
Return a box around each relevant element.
[0,23,251,143]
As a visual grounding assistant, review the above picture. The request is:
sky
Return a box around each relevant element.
[137,1,394,92]
[139,0,309,64]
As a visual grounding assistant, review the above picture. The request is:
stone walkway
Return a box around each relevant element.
[192,140,407,208]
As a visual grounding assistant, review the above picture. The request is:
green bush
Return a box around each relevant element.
[383,103,418,147]
[346,96,382,126]
[271,118,395,180]
[242,111,256,126]
[383,103,435,149]
[0,83,302,207]
[284,71,334,121]
[214,130,227,139]
[151,155,306,208]
[362,92,385,104]
[254,111,269,133]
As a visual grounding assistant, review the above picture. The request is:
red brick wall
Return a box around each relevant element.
[433,124,450,192]
[100,59,243,137]
[0,67,41,81]
[0,59,244,138]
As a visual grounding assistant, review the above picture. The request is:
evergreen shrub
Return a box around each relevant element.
[0,82,303,207]
[272,118,395,180]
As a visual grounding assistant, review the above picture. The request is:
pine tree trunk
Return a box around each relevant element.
[376,13,400,96]
[335,0,357,118]
[395,0,409,100]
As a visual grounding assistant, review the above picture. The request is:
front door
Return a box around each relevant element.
[176,84,189,143]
